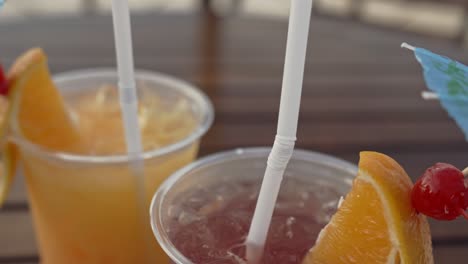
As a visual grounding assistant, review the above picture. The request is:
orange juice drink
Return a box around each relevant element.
[12,69,213,263]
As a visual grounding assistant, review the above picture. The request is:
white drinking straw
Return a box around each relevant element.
[111,0,151,260]
[111,0,144,169]
[245,0,313,262]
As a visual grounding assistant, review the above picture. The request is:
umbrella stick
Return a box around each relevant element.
[421,91,438,100]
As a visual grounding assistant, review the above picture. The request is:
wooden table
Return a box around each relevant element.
[0,12,467,263]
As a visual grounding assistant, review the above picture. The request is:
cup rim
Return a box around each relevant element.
[150,147,358,264]
[9,68,215,164]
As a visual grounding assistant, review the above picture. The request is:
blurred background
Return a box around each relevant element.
[1,0,467,46]
[1,1,468,264]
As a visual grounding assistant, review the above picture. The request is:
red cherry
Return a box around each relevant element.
[0,64,9,96]
[411,163,468,221]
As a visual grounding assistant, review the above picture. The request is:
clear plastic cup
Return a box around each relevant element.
[150,148,357,264]
[12,69,214,264]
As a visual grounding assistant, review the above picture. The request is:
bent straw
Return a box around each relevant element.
[245,0,314,262]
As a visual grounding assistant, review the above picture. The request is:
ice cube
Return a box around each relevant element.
[178,209,203,226]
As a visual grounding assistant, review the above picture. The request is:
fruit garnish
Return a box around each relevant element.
[0,48,84,206]
[7,48,83,151]
[0,64,8,96]
[0,142,17,206]
[411,163,468,221]
[0,92,15,205]
[303,151,433,264]
[0,65,14,206]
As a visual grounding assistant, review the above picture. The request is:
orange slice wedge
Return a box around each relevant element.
[303,151,433,264]
[0,96,16,205]
[0,48,83,206]
[7,48,83,151]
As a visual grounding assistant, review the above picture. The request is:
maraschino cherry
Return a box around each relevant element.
[411,163,468,221]
[0,64,9,96]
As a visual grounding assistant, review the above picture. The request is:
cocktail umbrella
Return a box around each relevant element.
[402,43,468,140]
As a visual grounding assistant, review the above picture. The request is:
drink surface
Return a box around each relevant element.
[21,85,199,264]
[168,176,343,264]
[69,85,197,155]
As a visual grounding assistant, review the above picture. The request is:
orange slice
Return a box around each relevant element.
[7,48,83,151]
[0,48,83,206]
[0,96,16,205]
[303,151,433,264]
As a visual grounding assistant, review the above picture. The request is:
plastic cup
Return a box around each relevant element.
[13,69,214,264]
[150,148,357,263]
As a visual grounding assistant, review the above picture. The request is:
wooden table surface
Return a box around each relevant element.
[0,12,467,263]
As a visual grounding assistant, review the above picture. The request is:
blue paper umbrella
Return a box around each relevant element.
[402,43,468,140]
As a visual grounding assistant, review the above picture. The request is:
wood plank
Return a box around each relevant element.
[198,78,428,96]
[199,123,467,152]
[210,96,445,116]
[0,15,466,61]
[4,173,27,207]
[430,218,468,241]
[433,246,468,264]
[0,259,37,264]
[1,248,467,264]
[0,212,36,256]
[1,249,467,264]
